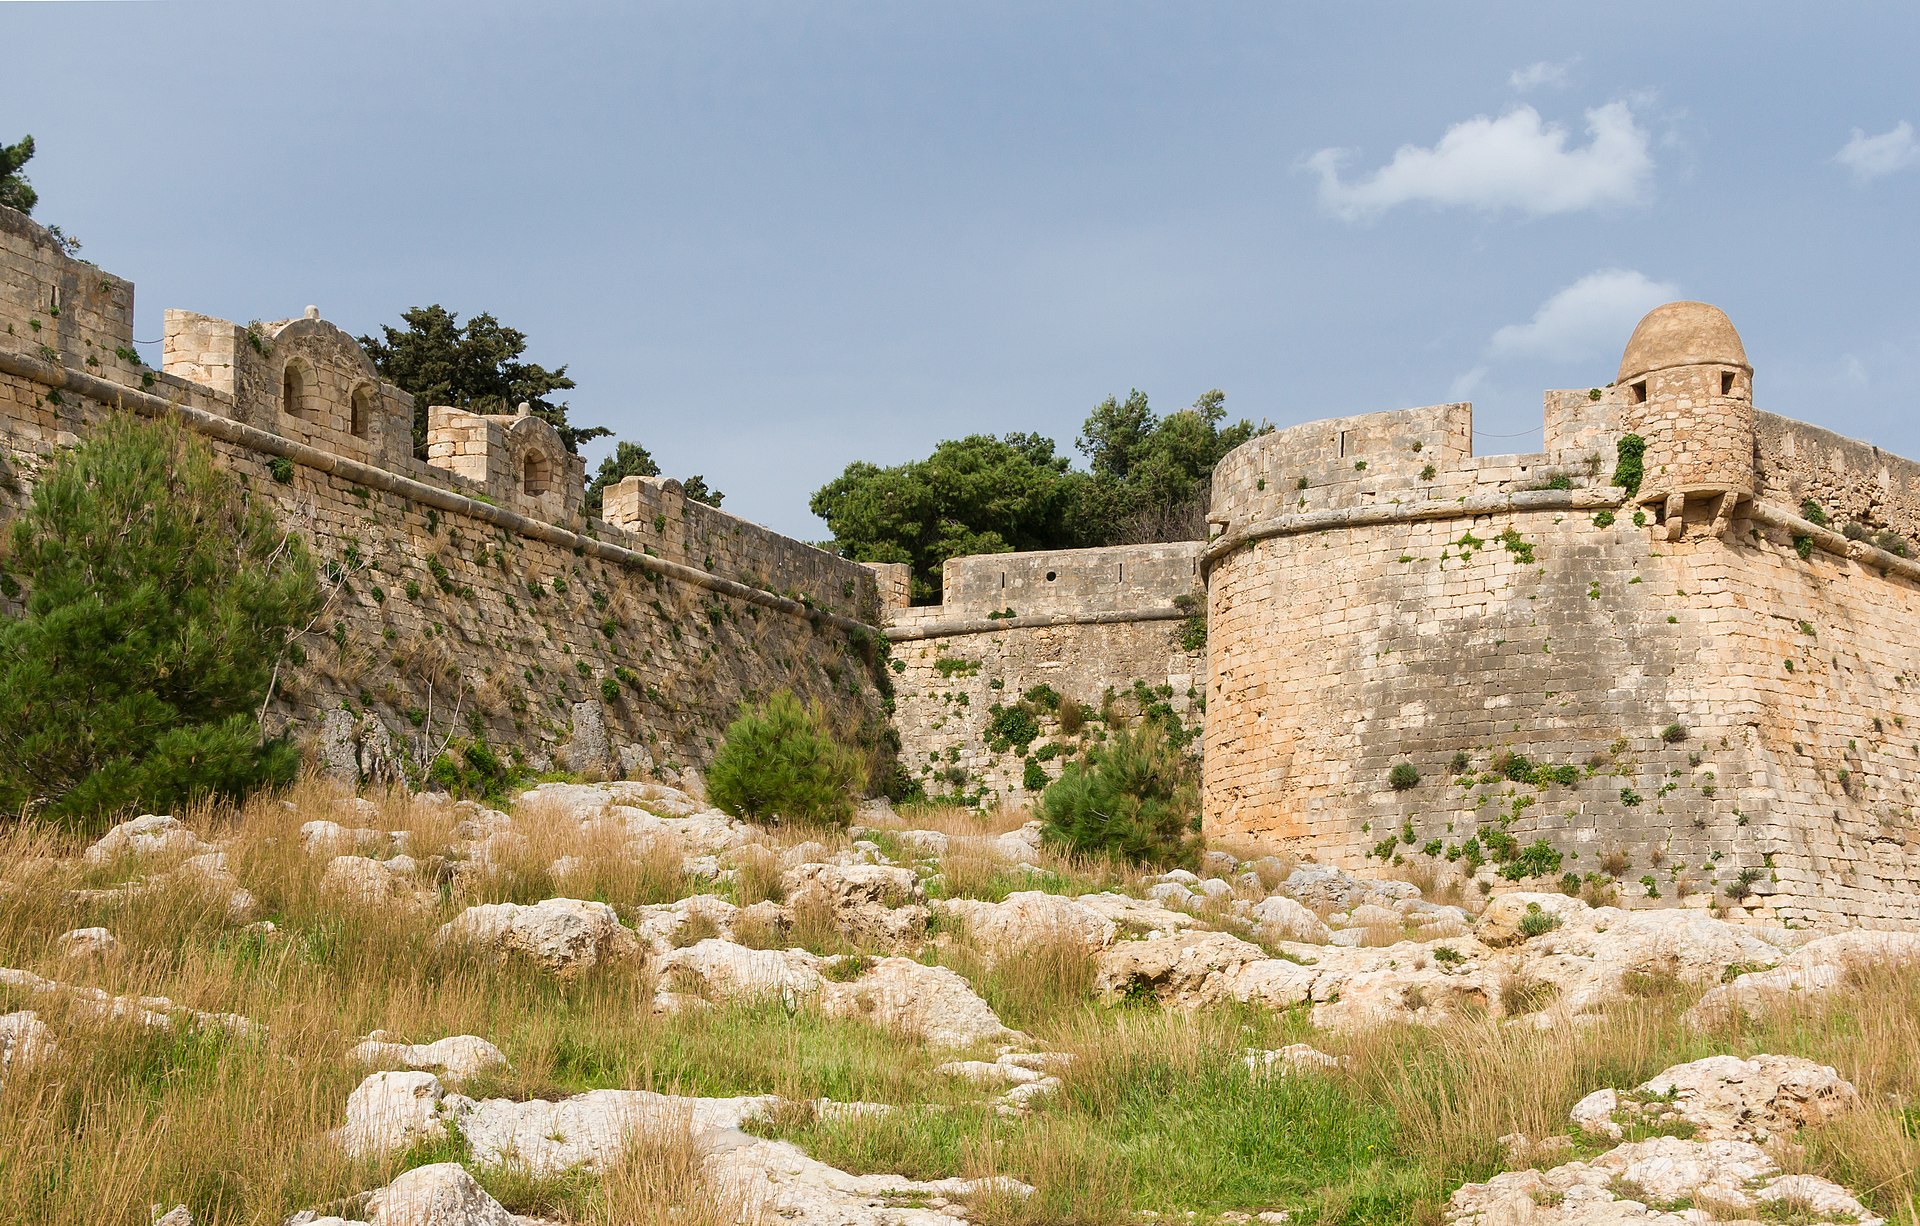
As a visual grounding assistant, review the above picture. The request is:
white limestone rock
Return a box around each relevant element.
[435,898,638,976]
[781,862,929,948]
[820,956,1019,1048]
[1572,1054,1858,1144]
[1243,1044,1345,1076]
[83,814,211,866]
[334,1071,447,1159]
[323,855,434,912]
[58,926,119,961]
[0,1009,55,1080]
[1247,895,1333,944]
[1452,1136,1879,1225]
[935,891,1118,963]
[350,1032,508,1081]
[658,938,827,1003]
[1686,929,1920,1026]
[1094,931,1271,1008]
[363,1162,540,1226]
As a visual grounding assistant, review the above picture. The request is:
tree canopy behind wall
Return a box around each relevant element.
[812,389,1264,601]
[359,305,610,458]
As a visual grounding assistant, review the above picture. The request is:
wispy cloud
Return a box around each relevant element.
[1305,101,1653,221]
[1834,121,1917,183]
[1508,58,1577,92]
[1489,269,1680,362]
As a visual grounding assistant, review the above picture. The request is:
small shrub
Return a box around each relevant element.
[1613,434,1646,497]
[1500,971,1557,1014]
[267,456,295,484]
[984,703,1040,754]
[1449,750,1471,774]
[707,691,863,828]
[429,738,521,803]
[1660,722,1688,744]
[1056,696,1088,735]
[1517,903,1561,939]
[1500,840,1564,881]
[1592,510,1615,528]
[1794,534,1815,561]
[1800,499,1829,527]
[599,677,620,702]
[1725,866,1765,901]
[1021,757,1048,792]
[1388,762,1420,791]
[1040,722,1198,866]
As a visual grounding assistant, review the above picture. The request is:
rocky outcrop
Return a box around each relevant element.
[435,899,639,976]
[323,855,435,912]
[350,1033,508,1082]
[334,1070,448,1159]
[1569,1054,1859,1145]
[935,891,1117,963]
[1447,1136,1881,1226]
[364,1162,547,1226]
[823,957,1021,1048]
[782,862,929,948]
[82,814,211,866]
[1685,929,1920,1025]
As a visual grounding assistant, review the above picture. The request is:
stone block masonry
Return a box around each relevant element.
[0,204,889,782]
[1203,302,1920,928]
[885,543,1206,807]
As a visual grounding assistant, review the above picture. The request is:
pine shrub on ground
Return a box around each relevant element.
[707,690,862,828]
[1039,722,1199,866]
[0,414,321,826]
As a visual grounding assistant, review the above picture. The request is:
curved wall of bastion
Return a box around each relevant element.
[1203,308,1920,927]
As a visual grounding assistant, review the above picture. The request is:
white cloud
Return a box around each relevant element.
[1489,269,1680,362]
[1834,121,1918,183]
[1509,58,1577,92]
[1305,101,1653,221]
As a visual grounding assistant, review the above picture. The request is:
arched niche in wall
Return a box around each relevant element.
[349,383,374,439]
[282,358,316,421]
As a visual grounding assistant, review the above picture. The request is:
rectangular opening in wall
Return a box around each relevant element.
[1338,429,1350,457]
[1629,380,1646,405]
[999,572,1005,589]
[1117,563,1124,582]
[1721,371,1736,396]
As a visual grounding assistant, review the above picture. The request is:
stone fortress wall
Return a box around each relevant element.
[3,197,1916,927]
[0,205,890,784]
[882,543,1207,808]
[1202,302,1920,928]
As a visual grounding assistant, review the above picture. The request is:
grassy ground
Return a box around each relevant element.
[0,782,1914,1225]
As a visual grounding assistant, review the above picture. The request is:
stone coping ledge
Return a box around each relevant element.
[882,605,1188,643]
[0,347,872,635]
[1747,500,1920,585]
[1203,487,1629,574]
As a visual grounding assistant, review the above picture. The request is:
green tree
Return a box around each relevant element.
[0,416,322,826]
[812,389,1263,596]
[583,440,660,516]
[680,475,724,508]
[583,441,726,518]
[810,433,1090,601]
[0,134,37,215]
[1039,722,1199,866]
[359,305,610,458]
[707,691,862,828]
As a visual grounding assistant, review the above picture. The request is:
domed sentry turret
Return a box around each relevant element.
[1616,302,1755,535]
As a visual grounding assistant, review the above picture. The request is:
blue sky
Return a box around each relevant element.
[4,2,1916,538]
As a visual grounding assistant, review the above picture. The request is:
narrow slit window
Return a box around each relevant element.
[349,385,372,438]
[1721,371,1736,396]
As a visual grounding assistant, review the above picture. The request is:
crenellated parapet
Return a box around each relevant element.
[426,403,585,526]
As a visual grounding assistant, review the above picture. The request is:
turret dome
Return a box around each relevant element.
[1618,301,1749,385]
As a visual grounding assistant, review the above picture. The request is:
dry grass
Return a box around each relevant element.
[586,1108,768,1226]
[0,780,973,1225]
[4,781,1918,1226]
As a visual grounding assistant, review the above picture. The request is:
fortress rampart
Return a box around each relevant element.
[1202,303,1920,927]
[3,198,1915,927]
[882,543,1206,807]
[0,205,889,783]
